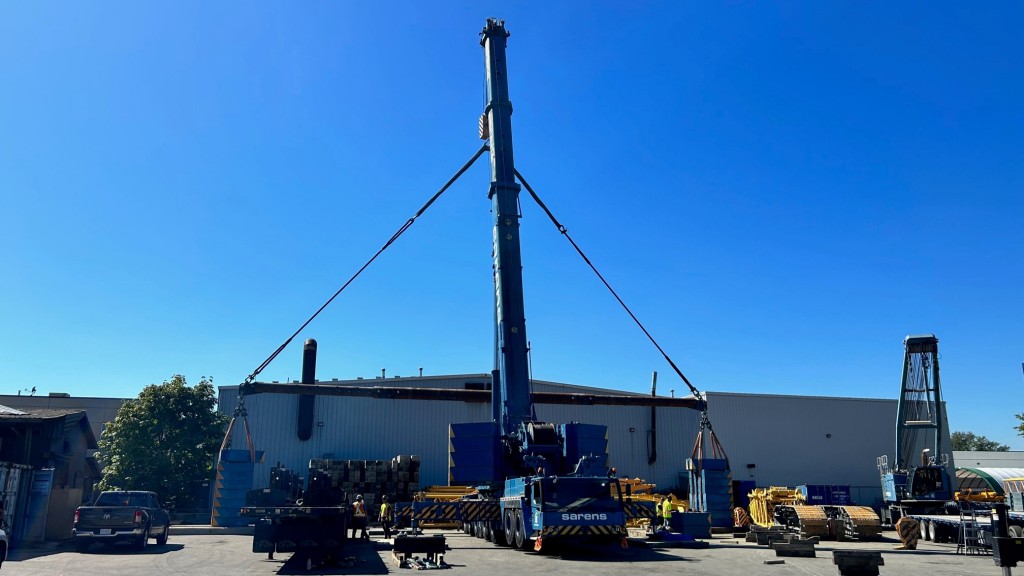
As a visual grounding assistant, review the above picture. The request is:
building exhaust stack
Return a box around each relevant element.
[297,339,317,441]
[648,371,658,465]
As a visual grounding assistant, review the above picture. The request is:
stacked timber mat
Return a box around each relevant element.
[308,455,421,510]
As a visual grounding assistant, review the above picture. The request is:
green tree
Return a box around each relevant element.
[96,375,229,509]
[951,430,1010,451]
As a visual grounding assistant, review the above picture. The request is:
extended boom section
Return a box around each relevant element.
[444,19,629,552]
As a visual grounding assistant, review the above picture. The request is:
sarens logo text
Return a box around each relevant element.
[561,513,608,521]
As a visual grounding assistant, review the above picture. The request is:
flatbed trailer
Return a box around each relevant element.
[909,513,990,544]
[910,509,1024,544]
[241,504,350,570]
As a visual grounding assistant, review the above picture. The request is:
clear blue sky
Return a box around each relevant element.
[2,3,1022,448]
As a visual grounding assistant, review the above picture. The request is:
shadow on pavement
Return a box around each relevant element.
[534,540,692,563]
[77,542,185,555]
[276,539,389,575]
[10,541,184,560]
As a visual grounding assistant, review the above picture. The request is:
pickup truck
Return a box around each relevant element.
[73,491,171,552]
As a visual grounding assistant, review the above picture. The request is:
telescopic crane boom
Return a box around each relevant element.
[482,19,533,434]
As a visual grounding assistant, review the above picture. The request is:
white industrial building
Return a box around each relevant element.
[219,375,944,507]
[954,451,1024,469]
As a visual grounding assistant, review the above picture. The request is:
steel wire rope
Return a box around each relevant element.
[238,144,489,392]
[514,168,729,466]
[513,168,704,405]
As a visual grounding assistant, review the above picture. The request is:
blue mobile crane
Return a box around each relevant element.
[230,18,714,558]
[441,18,629,552]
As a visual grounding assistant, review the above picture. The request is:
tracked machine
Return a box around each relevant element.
[876,334,955,525]
[748,486,881,541]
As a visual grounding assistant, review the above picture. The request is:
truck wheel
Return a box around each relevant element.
[136,526,149,551]
[502,510,515,546]
[513,511,525,549]
[921,520,932,541]
[928,521,938,542]
[514,510,529,550]
[1010,525,1023,538]
[156,524,169,546]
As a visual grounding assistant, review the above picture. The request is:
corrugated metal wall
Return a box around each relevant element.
[219,376,492,490]
[705,392,894,505]
[219,378,949,508]
[705,392,952,506]
[218,376,701,491]
[532,402,700,490]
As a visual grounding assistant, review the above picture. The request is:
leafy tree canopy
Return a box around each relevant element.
[951,430,1010,452]
[96,375,229,509]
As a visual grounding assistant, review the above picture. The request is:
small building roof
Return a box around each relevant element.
[0,406,88,421]
[0,405,98,449]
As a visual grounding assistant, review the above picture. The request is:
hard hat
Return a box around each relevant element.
[356,494,363,500]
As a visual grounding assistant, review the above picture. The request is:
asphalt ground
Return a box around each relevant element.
[0,527,1011,576]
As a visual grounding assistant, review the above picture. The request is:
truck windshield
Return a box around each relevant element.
[95,493,149,507]
[542,478,620,512]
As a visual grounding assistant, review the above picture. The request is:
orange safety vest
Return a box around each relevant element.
[353,501,367,517]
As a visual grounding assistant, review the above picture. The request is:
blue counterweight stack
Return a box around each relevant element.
[212,448,264,527]
[560,422,608,468]
[686,458,733,529]
[448,422,502,486]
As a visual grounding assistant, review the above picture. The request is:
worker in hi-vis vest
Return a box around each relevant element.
[661,496,673,530]
[352,495,369,539]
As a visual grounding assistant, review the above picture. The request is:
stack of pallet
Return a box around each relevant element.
[307,455,421,511]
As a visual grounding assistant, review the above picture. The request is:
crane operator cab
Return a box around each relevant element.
[908,449,952,501]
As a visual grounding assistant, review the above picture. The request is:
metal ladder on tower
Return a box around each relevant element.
[957,501,988,555]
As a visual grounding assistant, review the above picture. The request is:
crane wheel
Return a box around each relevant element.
[503,510,515,546]
[514,510,527,549]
